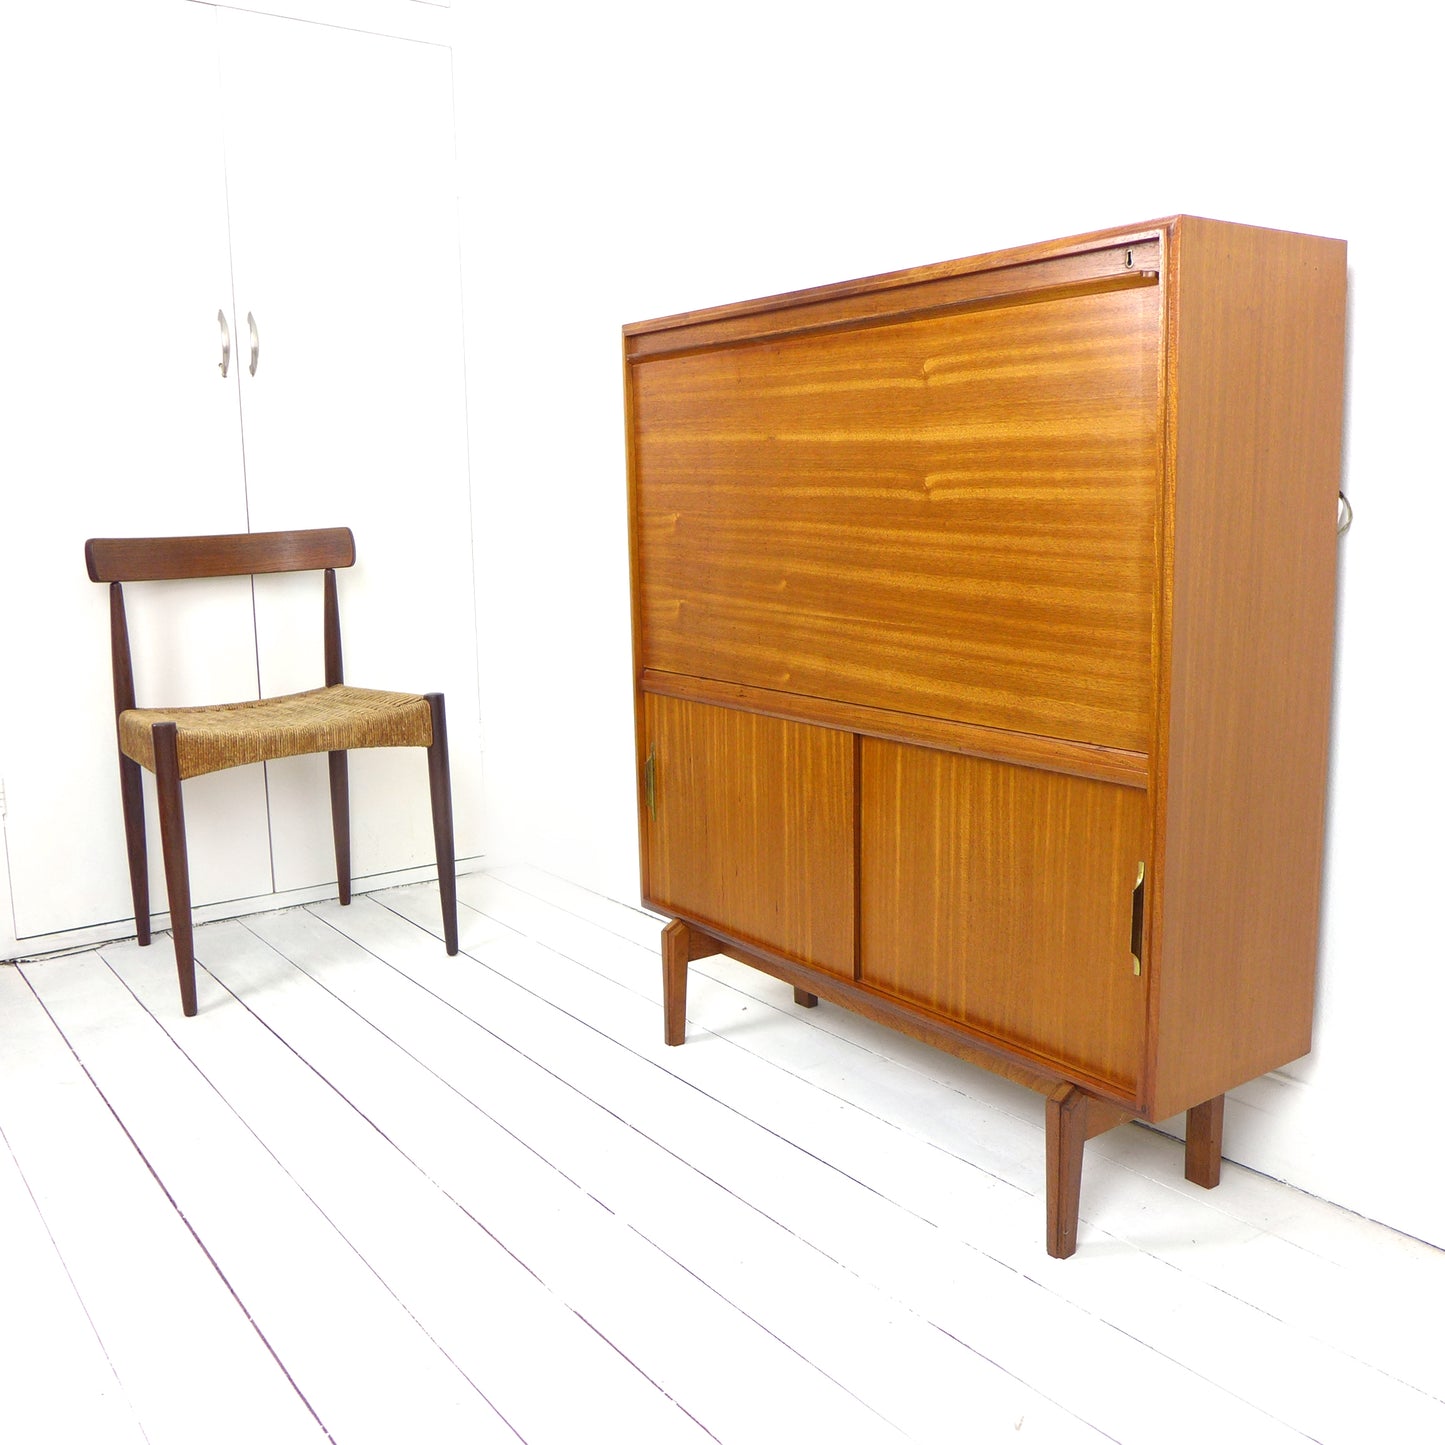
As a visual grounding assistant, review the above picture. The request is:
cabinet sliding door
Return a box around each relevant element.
[859,739,1149,1097]
[642,695,855,979]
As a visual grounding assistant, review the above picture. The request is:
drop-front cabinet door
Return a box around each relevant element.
[859,740,1149,1099]
[641,695,855,978]
[631,278,1160,754]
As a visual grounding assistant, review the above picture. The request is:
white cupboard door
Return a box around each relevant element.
[216,9,483,891]
[0,1,274,946]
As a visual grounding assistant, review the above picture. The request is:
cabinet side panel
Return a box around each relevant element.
[1151,220,1346,1119]
[642,695,856,978]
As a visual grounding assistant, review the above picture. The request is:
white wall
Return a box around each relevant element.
[450,1,1444,1245]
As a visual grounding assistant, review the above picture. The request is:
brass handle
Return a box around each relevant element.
[643,747,656,820]
[1337,492,1352,536]
[247,311,259,377]
[217,309,231,378]
[1130,861,1145,976]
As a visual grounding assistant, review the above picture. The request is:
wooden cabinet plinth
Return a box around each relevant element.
[625,216,1346,1256]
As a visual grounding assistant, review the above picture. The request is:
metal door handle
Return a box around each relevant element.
[218,309,231,378]
[247,311,259,376]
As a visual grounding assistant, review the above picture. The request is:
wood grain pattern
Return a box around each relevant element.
[85,528,355,582]
[642,695,855,978]
[859,739,1148,1095]
[1147,217,1347,1119]
[640,669,1148,789]
[633,284,1160,751]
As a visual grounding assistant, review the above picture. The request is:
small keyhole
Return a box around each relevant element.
[1124,248,1134,269]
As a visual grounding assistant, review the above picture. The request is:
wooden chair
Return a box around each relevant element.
[85,527,459,1015]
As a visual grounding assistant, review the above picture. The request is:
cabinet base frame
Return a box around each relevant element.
[658,918,1224,1258]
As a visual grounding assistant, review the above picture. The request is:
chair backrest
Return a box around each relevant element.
[85,527,355,583]
[85,527,357,715]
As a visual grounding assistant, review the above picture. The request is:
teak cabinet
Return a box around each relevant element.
[623,216,1347,1256]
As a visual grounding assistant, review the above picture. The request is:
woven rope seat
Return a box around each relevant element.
[119,684,434,781]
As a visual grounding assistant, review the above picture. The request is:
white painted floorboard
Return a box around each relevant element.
[3,868,1441,1444]
[0,967,326,1445]
[0,1108,147,1445]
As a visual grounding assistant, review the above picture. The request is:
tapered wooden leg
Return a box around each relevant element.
[662,921,724,1045]
[1185,1094,1225,1189]
[108,583,149,946]
[793,987,819,1009]
[151,723,196,1018]
[424,693,458,956]
[1046,1084,1089,1259]
[118,752,151,946]
[1045,1084,1134,1258]
[662,920,690,1046]
[328,750,351,906]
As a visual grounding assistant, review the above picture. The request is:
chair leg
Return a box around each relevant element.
[152,722,197,1017]
[328,750,351,906]
[118,751,151,946]
[425,692,459,955]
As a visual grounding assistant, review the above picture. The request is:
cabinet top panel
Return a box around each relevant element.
[626,226,1162,361]
[622,216,1338,352]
